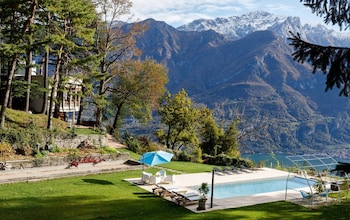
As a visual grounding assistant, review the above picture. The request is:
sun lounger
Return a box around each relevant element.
[239,165,253,173]
[300,190,313,199]
[173,191,202,206]
[222,166,237,174]
[213,167,225,175]
[230,165,242,174]
[155,185,186,197]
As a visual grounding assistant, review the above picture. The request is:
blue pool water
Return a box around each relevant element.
[201,177,315,199]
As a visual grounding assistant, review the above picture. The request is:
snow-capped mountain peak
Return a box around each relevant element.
[178,11,350,46]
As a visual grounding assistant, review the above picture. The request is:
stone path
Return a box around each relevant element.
[0,159,142,184]
[105,134,127,149]
[0,135,139,184]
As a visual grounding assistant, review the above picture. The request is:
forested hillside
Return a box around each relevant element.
[126,15,350,157]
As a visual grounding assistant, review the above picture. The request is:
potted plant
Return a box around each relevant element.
[313,179,325,194]
[197,182,209,210]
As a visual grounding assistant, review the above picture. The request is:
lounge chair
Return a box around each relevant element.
[300,190,313,199]
[230,165,242,174]
[222,166,237,174]
[239,165,253,173]
[213,167,225,175]
[156,185,185,197]
[173,191,202,206]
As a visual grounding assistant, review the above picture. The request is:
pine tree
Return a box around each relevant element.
[43,0,97,129]
[0,0,38,129]
[289,0,350,96]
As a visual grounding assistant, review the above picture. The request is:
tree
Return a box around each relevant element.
[44,0,97,129]
[199,107,240,157]
[91,0,145,127]
[108,58,168,138]
[289,0,350,96]
[155,89,200,151]
[198,107,222,155]
[0,0,38,129]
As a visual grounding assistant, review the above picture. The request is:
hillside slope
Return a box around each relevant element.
[125,17,350,157]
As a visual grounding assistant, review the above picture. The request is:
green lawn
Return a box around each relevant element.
[0,160,350,219]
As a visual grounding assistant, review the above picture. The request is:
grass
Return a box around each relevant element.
[1,159,350,219]
[75,127,102,135]
[5,107,67,130]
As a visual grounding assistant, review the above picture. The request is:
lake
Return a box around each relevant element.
[241,153,350,168]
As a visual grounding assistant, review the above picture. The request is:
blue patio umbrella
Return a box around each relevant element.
[139,150,174,167]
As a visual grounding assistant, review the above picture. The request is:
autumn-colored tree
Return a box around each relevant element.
[108,59,168,138]
[91,0,145,126]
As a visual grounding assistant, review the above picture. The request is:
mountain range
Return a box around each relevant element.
[126,11,350,157]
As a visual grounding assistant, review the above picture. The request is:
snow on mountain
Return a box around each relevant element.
[178,11,350,46]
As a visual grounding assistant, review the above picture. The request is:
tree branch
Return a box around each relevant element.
[289,31,350,96]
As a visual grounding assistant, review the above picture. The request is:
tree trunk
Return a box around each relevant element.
[40,49,49,114]
[110,104,123,136]
[76,86,86,125]
[47,46,62,130]
[24,49,33,112]
[95,80,105,126]
[0,54,18,128]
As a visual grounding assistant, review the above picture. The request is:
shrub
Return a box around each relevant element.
[98,146,117,154]
[176,151,191,162]
[51,145,62,153]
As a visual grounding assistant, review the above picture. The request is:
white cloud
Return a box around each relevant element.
[125,0,333,28]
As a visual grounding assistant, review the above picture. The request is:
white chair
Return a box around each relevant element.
[149,175,161,184]
[163,174,175,184]
[141,171,152,183]
[156,169,167,182]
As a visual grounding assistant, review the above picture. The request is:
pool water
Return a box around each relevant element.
[202,177,315,199]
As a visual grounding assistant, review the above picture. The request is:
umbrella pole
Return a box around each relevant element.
[142,156,145,171]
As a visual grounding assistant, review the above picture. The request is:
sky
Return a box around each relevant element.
[126,0,338,30]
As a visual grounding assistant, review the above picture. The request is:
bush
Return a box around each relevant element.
[202,154,253,167]
[176,151,191,162]
[51,145,62,153]
[98,146,117,154]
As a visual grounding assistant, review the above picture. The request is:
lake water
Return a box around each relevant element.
[241,153,295,168]
[241,153,350,168]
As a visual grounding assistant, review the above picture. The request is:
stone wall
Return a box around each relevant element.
[7,152,130,169]
[54,134,105,148]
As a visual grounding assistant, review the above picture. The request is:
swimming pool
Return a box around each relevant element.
[199,176,315,199]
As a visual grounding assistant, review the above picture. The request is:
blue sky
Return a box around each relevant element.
[127,0,336,29]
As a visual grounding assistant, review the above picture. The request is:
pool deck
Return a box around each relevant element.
[126,167,309,212]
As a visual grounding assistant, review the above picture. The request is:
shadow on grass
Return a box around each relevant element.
[133,191,156,198]
[0,194,191,220]
[1,194,350,220]
[82,178,114,185]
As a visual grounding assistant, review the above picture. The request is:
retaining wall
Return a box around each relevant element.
[6,152,129,169]
[54,134,105,148]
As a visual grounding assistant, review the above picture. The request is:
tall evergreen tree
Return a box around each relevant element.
[0,0,38,129]
[43,0,96,129]
[289,0,350,96]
